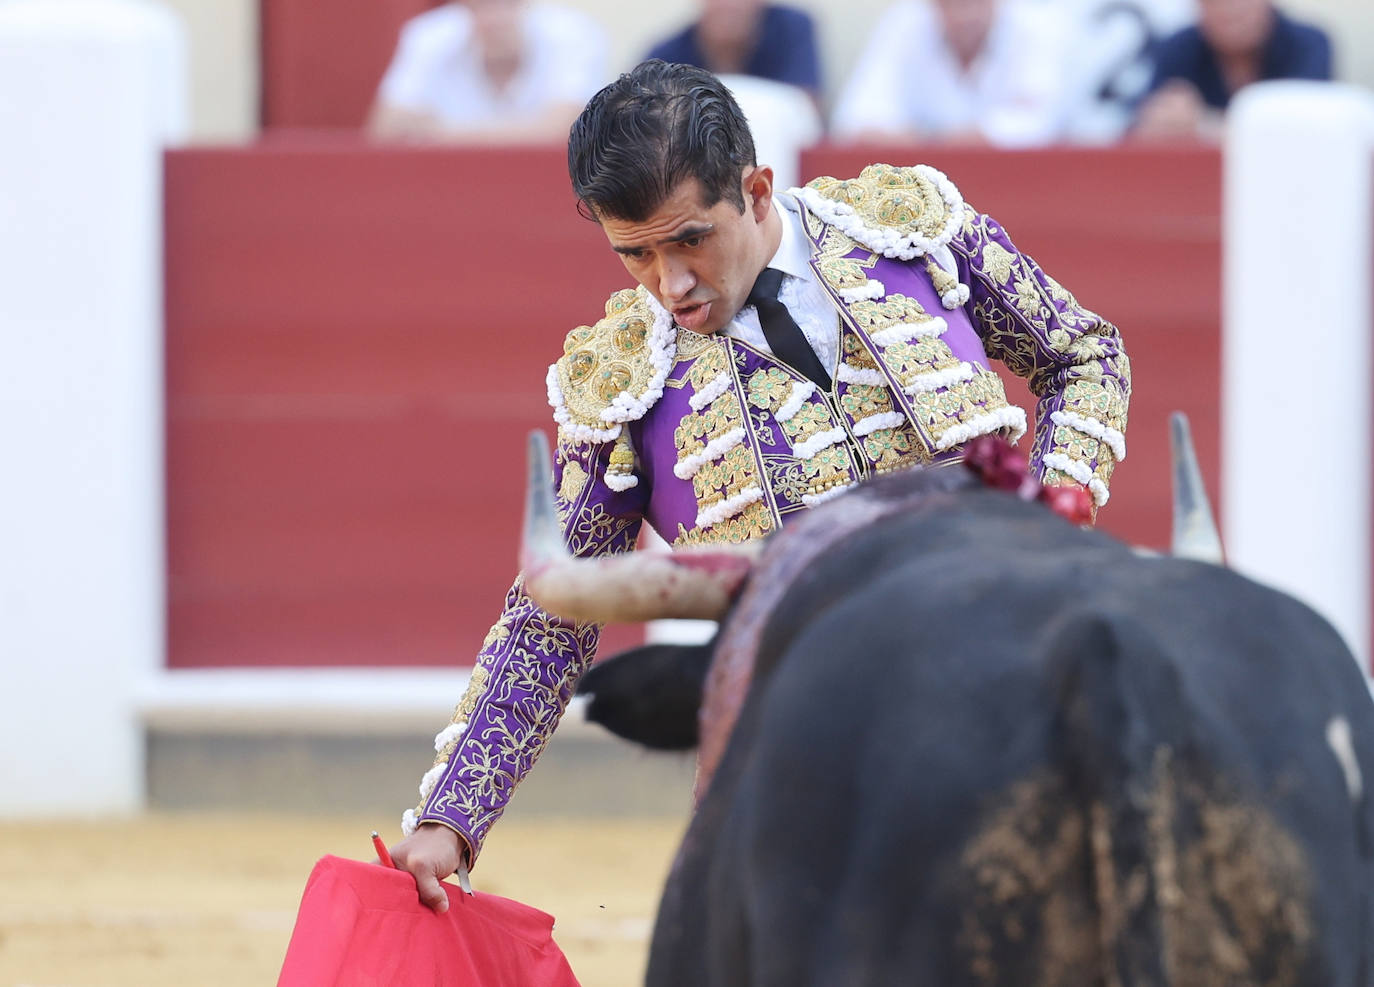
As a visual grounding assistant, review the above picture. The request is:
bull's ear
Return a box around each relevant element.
[577,641,715,751]
[1170,412,1224,563]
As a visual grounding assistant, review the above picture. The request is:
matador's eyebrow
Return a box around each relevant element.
[612,224,715,254]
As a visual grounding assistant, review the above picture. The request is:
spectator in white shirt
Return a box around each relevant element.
[368,0,609,143]
[830,0,1076,147]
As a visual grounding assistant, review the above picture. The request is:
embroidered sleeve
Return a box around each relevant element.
[402,429,646,862]
[953,205,1131,510]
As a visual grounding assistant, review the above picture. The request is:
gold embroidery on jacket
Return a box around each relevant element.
[962,202,1129,491]
[814,256,997,469]
[864,429,915,468]
[675,326,719,360]
[423,572,604,852]
[554,288,665,435]
[564,502,638,558]
[558,461,588,503]
[808,163,954,245]
[764,456,811,506]
[846,293,932,329]
[842,331,881,370]
[743,362,860,500]
[817,255,873,294]
[482,615,513,651]
[844,295,973,405]
[840,383,893,420]
[675,500,773,546]
[906,371,1013,444]
[455,666,491,723]
[670,343,775,545]
[802,444,856,494]
[745,367,792,410]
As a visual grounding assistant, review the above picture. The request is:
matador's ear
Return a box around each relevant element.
[744,165,775,220]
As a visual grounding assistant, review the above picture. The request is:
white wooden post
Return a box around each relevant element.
[1224,82,1374,673]
[0,0,186,814]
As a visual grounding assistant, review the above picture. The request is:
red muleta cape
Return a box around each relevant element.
[278,855,581,986]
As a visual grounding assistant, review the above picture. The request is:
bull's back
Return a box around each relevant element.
[670,495,1374,986]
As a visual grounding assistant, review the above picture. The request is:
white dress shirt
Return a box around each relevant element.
[721,192,841,375]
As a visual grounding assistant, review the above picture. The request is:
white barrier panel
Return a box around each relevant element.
[719,74,822,193]
[1224,83,1374,672]
[0,0,186,815]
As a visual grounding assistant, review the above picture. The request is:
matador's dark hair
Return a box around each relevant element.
[567,60,757,223]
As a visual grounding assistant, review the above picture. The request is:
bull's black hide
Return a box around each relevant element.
[586,473,1374,987]
[579,640,712,750]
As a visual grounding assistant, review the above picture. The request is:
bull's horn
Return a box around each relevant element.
[1170,412,1224,563]
[520,431,758,623]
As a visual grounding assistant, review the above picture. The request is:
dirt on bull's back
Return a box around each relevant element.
[0,814,685,987]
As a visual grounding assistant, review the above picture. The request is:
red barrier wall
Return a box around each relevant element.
[165,143,1221,668]
[165,144,633,667]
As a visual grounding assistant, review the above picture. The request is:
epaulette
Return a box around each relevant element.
[794,163,970,309]
[795,163,965,261]
[546,285,677,445]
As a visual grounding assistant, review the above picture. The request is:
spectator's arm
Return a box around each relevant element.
[1141,27,1194,97]
[1130,30,1218,141]
[1132,80,1217,141]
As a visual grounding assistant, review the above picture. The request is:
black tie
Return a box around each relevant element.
[747,268,831,390]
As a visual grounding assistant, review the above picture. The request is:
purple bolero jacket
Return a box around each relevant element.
[403,164,1131,860]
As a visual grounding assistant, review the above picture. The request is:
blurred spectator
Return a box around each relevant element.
[368,0,609,143]
[1052,0,1196,142]
[1134,0,1332,140]
[716,73,823,188]
[830,0,1076,147]
[644,0,822,102]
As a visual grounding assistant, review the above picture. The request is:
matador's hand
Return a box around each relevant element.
[390,822,469,913]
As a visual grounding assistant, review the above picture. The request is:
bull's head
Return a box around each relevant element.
[527,415,1226,799]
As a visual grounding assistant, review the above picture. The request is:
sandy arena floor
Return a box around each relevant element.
[0,813,687,987]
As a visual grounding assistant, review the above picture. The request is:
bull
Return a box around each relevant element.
[522,418,1374,986]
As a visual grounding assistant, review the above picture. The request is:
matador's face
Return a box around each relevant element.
[599,169,778,337]
[1199,0,1274,55]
